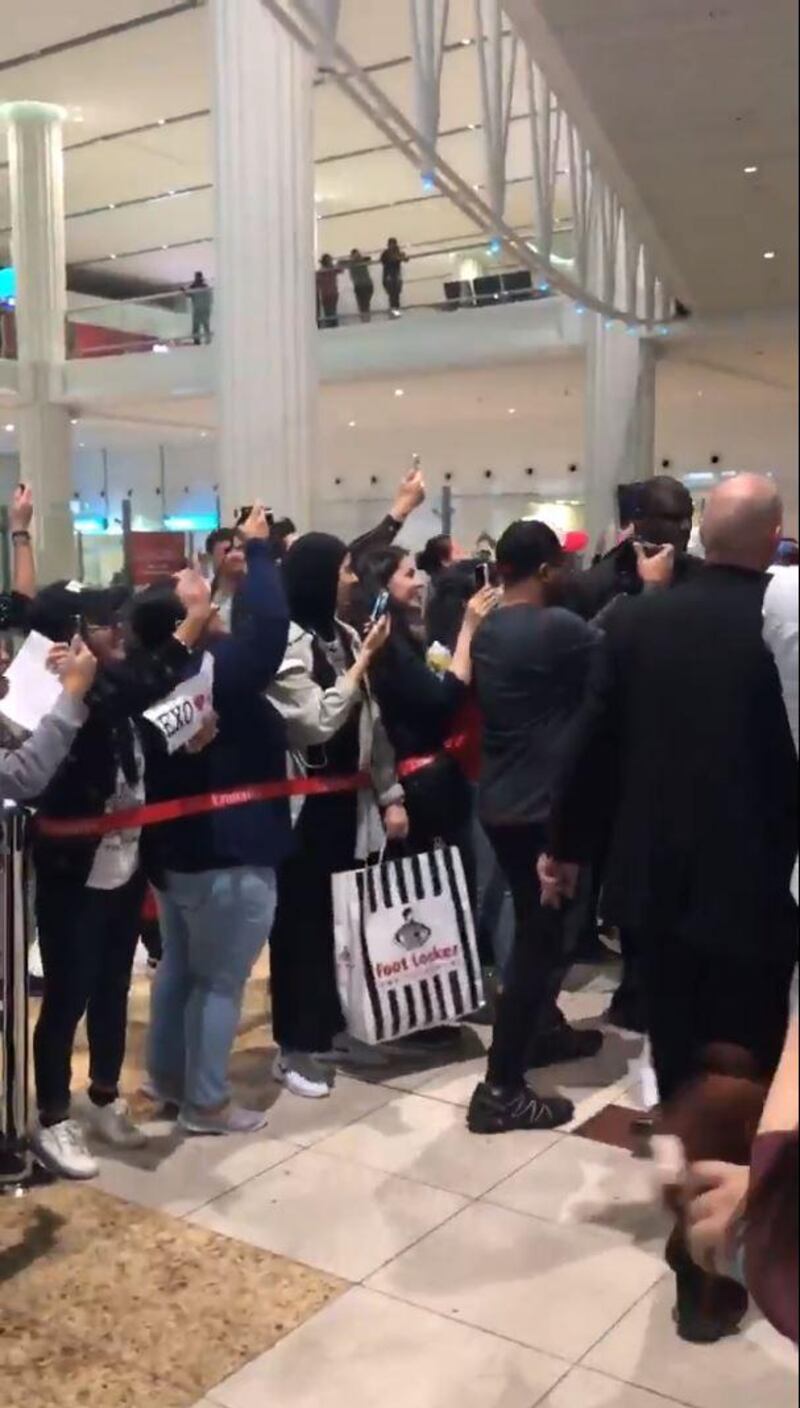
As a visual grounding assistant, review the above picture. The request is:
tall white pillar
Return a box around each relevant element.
[1,100,75,579]
[583,315,656,552]
[212,0,317,528]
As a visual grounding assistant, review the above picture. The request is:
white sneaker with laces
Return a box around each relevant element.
[31,1119,99,1180]
[273,1051,331,1099]
[78,1095,147,1150]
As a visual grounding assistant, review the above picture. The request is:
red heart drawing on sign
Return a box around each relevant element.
[194,695,206,710]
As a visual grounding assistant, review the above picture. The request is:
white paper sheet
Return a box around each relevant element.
[0,631,63,734]
[141,652,215,754]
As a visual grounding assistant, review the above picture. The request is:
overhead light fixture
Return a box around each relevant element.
[744,165,759,174]
[508,408,516,415]
[394,388,405,398]
[487,238,502,256]
[109,253,117,260]
[348,419,357,428]
[3,423,14,432]
[157,117,166,126]
[461,37,472,45]
[70,417,78,425]
[108,202,116,210]
[421,173,436,193]
[763,250,776,260]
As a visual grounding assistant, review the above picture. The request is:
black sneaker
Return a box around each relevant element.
[467,1081,574,1134]
[529,1025,604,1068]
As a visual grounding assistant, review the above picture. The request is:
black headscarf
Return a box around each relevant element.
[282,532,348,639]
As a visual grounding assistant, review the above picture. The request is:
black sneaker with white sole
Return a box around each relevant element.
[467,1081,574,1134]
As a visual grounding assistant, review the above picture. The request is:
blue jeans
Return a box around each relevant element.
[147,866,276,1110]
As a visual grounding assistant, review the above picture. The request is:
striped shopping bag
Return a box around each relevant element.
[332,847,483,1045]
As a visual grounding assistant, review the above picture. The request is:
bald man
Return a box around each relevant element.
[541,473,797,1340]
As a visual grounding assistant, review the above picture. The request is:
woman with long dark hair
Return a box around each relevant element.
[267,533,408,1098]
[352,544,495,897]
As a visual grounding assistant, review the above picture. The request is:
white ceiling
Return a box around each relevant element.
[1,0,796,314]
[1,0,569,295]
[507,0,798,313]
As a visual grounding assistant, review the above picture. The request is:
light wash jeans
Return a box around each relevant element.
[147,866,276,1110]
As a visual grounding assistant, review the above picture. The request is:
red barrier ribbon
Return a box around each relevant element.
[36,772,372,840]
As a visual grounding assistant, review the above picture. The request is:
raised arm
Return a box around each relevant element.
[1,640,96,802]
[349,468,426,562]
[211,508,291,704]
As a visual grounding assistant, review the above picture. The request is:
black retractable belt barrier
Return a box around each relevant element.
[0,805,33,1195]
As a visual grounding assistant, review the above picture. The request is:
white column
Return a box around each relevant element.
[1,100,75,579]
[583,316,656,552]
[212,0,317,528]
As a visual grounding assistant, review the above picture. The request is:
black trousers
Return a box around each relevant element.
[354,284,374,319]
[319,293,339,327]
[33,869,146,1120]
[641,930,794,1104]
[383,274,402,311]
[485,823,569,1089]
[270,792,356,1054]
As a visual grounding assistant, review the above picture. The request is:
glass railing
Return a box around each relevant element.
[0,235,571,362]
[60,236,565,359]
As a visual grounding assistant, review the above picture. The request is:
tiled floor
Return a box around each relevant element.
[85,965,797,1408]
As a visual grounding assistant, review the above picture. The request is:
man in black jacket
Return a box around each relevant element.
[540,474,797,1339]
[566,475,698,622]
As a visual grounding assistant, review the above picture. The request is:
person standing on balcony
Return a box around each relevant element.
[380,237,408,317]
[316,255,341,328]
[346,249,375,322]
[187,271,213,345]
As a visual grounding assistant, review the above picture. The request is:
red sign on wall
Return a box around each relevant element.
[127,532,188,586]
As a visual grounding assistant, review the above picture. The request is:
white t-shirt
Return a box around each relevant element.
[763,565,798,900]
[86,733,145,891]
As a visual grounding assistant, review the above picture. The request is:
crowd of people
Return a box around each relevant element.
[0,463,796,1348]
[316,238,409,326]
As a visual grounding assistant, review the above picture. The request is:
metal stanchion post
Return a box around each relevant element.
[0,804,33,1195]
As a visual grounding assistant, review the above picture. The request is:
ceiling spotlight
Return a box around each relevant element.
[763,250,776,260]
[200,431,208,438]
[394,389,405,398]
[70,417,78,425]
[109,253,117,260]
[108,202,116,210]
[4,423,14,432]
[461,37,472,45]
[744,165,758,174]
[348,419,357,428]
[421,173,436,193]
[508,408,516,415]
[157,117,166,126]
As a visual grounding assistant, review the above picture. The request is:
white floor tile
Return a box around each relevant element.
[190,1147,465,1281]
[210,1286,567,1408]
[257,1074,395,1146]
[401,1056,489,1105]
[95,1121,299,1216]
[538,1366,687,1407]
[367,1200,666,1361]
[380,1052,488,1095]
[585,1280,799,1408]
[314,1092,562,1198]
[485,1135,669,1250]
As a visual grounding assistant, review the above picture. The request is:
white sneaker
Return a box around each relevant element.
[78,1095,147,1150]
[178,1103,269,1136]
[273,1051,331,1100]
[31,1119,99,1180]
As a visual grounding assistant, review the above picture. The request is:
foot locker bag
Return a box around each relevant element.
[333,847,484,1044]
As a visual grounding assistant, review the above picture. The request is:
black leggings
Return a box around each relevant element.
[484,823,569,1089]
[33,869,145,1120]
[383,274,402,311]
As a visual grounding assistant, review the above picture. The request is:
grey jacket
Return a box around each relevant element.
[267,619,403,859]
[0,692,88,803]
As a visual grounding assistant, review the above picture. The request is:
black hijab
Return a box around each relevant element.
[282,532,348,639]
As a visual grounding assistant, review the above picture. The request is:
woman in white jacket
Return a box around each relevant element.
[268,533,408,1098]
